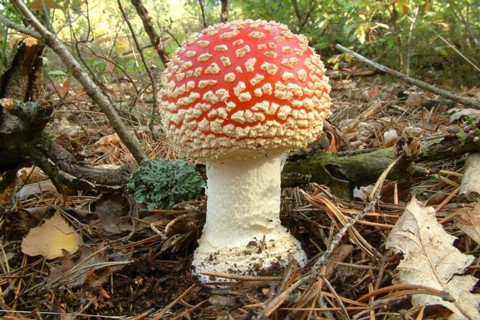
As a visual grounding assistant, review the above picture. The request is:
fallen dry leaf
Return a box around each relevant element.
[459,153,480,201]
[456,203,480,245]
[21,210,83,259]
[15,180,58,200]
[93,132,131,164]
[386,200,480,320]
[94,193,131,234]
[47,245,132,289]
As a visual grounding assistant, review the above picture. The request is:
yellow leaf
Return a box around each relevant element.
[21,210,82,259]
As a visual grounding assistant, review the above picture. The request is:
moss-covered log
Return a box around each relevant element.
[282,147,412,199]
[282,132,480,199]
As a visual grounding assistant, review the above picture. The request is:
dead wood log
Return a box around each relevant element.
[282,133,480,199]
[1,37,47,172]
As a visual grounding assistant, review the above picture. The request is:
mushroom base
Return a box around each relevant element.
[193,230,307,282]
[192,154,307,283]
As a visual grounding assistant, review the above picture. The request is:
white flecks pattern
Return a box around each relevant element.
[159,19,331,162]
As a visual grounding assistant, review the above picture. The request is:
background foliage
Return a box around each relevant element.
[1,0,478,85]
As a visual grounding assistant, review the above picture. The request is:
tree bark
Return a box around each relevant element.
[130,0,169,66]
[220,0,228,22]
[0,37,44,101]
[1,37,47,173]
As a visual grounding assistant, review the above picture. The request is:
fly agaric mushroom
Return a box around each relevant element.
[159,19,331,282]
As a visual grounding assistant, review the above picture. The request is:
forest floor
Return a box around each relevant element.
[1,67,480,319]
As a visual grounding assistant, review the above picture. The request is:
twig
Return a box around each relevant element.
[152,284,197,320]
[320,274,351,320]
[430,29,480,73]
[335,44,480,109]
[118,0,158,132]
[11,0,146,164]
[357,284,453,303]
[0,14,41,39]
[197,0,208,28]
[200,271,282,282]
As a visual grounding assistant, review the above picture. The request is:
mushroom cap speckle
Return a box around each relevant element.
[159,19,331,162]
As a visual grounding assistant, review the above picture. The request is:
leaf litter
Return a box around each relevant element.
[1,74,480,319]
[386,199,480,319]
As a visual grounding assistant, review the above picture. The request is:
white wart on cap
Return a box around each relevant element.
[160,19,331,161]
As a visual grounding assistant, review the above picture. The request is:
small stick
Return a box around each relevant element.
[335,44,480,110]
[152,285,197,320]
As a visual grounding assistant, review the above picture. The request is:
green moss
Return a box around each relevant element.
[282,148,414,199]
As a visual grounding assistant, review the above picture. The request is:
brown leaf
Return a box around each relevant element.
[59,77,71,98]
[456,203,480,245]
[15,180,58,200]
[47,245,132,289]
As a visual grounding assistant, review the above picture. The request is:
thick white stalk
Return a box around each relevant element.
[193,153,307,282]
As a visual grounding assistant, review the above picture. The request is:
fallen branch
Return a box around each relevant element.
[282,132,480,199]
[335,44,480,109]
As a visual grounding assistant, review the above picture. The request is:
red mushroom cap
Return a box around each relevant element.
[160,19,331,161]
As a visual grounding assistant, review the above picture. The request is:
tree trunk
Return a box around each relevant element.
[130,0,169,66]
[220,0,228,22]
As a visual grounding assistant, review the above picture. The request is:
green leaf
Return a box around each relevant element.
[48,69,67,77]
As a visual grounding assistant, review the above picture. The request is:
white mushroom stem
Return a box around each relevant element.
[192,153,307,282]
